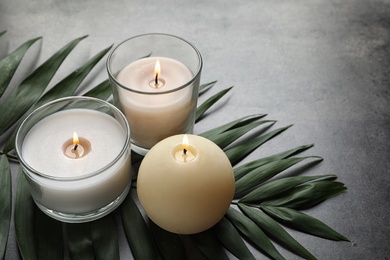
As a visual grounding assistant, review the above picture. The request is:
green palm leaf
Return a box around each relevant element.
[239,175,337,204]
[211,120,276,149]
[261,181,347,210]
[0,36,87,134]
[67,216,119,260]
[34,210,63,260]
[261,206,349,241]
[235,157,319,197]
[14,168,38,260]
[199,80,217,95]
[239,204,316,260]
[0,155,11,260]
[226,207,285,260]
[33,45,112,110]
[67,223,94,260]
[214,217,255,260]
[82,79,112,100]
[226,125,291,165]
[234,144,314,181]
[150,221,187,260]
[191,229,230,260]
[67,217,119,260]
[91,215,120,260]
[195,86,233,122]
[200,114,266,140]
[0,37,41,97]
[0,31,6,38]
[120,194,158,260]
[2,45,112,153]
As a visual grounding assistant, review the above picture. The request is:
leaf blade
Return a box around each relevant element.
[261,181,347,210]
[200,114,266,140]
[33,44,112,109]
[91,214,119,260]
[0,155,11,259]
[67,223,94,260]
[83,79,112,100]
[261,206,349,241]
[239,204,316,260]
[235,157,317,197]
[191,229,230,260]
[240,175,336,204]
[0,37,41,97]
[150,221,187,260]
[226,207,285,260]
[14,168,38,260]
[195,86,233,122]
[199,80,217,95]
[234,144,314,181]
[225,125,291,166]
[0,35,87,134]
[3,45,112,153]
[212,120,276,150]
[120,194,158,260]
[213,217,255,260]
[34,209,63,260]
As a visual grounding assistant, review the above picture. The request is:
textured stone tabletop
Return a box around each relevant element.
[1,0,389,259]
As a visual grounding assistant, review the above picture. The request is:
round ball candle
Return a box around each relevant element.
[115,57,196,149]
[137,134,235,234]
[18,108,131,218]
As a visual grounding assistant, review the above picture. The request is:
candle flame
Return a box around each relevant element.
[154,59,161,76]
[154,59,160,86]
[73,131,79,146]
[182,135,190,152]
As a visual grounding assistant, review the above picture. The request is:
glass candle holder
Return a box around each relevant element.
[15,96,131,223]
[106,33,202,155]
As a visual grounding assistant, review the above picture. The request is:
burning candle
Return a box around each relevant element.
[107,33,202,155]
[63,132,91,159]
[115,57,195,150]
[137,134,235,234]
[15,97,131,223]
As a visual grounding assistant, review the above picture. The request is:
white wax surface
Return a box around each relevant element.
[21,109,131,214]
[22,109,125,177]
[116,57,195,149]
[137,134,235,234]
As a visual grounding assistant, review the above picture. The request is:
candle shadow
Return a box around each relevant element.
[130,152,144,188]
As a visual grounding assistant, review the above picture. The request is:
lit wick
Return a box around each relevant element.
[182,135,189,157]
[73,131,79,151]
[154,59,161,88]
[174,135,196,163]
[64,132,90,159]
[155,73,158,86]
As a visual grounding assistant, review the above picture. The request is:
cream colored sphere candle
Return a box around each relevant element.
[137,134,235,234]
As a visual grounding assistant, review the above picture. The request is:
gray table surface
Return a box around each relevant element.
[1,0,389,259]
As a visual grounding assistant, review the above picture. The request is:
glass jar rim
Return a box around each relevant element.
[15,96,131,181]
[106,33,203,95]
